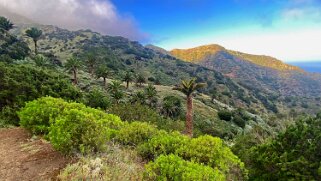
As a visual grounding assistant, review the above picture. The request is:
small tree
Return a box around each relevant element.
[136,74,146,86]
[123,71,134,89]
[65,56,82,85]
[96,66,111,88]
[161,96,182,119]
[108,80,125,104]
[0,16,13,32]
[131,91,146,105]
[174,78,206,137]
[25,27,42,54]
[145,84,158,108]
[85,53,98,76]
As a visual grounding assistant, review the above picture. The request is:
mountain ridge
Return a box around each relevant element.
[170,44,303,72]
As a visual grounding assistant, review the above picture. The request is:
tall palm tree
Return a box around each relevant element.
[173,78,206,137]
[25,27,42,54]
[123,71,133,89]
[96,65,111,87]
[0,17,13,32]
[65,56,82,85]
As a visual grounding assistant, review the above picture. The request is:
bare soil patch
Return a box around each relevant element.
[0,128,72,181]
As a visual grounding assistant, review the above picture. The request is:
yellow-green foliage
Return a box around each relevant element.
[19,97,123,154]
[170,44,225,63]
[138,131,189,160]
[144,154,226,181]
[19,97,68,134]
[177,135,248,180]
[116,121,159,146]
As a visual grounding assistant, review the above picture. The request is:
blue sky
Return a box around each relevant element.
[112,0,321,62]
[1,0,321,61]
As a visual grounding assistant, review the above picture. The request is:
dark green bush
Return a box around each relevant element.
[85,88,110,110]
[218,110,233,121]
[138,131,189,160]
[0,63,82,124]
[248,115,321,180]
[144,154,225,181]
[116,121,159,146]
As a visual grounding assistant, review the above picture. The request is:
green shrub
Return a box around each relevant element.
[138,131,189,160]
[0,63,82,123]
[85,88,110,110]
[48,109,123,154]
[177,135,248,180]
[107,103,184,132]
[19,97,68,134]
[19,97,119,135]
[116,121,159,146]
[218,110,233,121]
[144,154,226,181]
[248,116,321,180]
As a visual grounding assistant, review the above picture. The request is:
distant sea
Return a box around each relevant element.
[288,61,321,74]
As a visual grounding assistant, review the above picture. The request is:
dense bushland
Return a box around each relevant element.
[245,115,321,180]
[18,97,248,180]
[0,63,82,124]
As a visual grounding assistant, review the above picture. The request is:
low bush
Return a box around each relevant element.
[138,131,189,160]
[116,121,159,146]
[19,97,68,134]
[85,88,110,110]
[177,135,248,180]
[218,110,233,121]
[144,154,226,181]
[19,97,124,154]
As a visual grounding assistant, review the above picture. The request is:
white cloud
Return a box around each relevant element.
[0,0,148,41]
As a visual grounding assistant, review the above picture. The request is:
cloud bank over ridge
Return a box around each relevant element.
[0,0,148,41]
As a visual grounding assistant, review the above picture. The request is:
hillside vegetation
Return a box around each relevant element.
[1,16,321,180]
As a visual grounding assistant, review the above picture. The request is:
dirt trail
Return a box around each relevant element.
[0,128,72,181]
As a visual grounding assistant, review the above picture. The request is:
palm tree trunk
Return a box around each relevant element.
[186,95,193,137]
[73,69,77,85]
[126,81,129,89]
[34,40,37,55]
[103,77,107,87]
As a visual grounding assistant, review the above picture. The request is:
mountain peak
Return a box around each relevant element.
[170,44,226,63]
[170,44,303,72]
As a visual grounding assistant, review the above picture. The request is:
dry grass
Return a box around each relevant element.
[58,143,145,181]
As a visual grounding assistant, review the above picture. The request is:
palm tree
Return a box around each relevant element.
[123,71,133,89]
[131,91,146,105]
[161,96,182,119]
[145,84,158,107]
[173,78,206,137]
[136,74,146,86]
[96,65,111,87]
[65,56,82,85]
[85,53,98,76]
[0,17,13,32]
[108,80,125,103]
[25,27,42,54]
